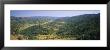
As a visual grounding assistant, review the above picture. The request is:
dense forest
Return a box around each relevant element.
[11,13,100,40]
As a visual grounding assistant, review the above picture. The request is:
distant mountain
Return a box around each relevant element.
[11,13,100,40]
[52,13,100,23]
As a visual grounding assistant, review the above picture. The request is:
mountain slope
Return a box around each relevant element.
[11,13,100,40]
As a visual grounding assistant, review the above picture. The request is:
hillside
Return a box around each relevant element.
[10,13,100,40]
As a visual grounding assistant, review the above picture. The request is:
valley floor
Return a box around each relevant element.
[11,21,77,40]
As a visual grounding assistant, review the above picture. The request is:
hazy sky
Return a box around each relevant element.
[11,10,100,17]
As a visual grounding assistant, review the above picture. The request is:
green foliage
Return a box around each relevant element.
[11,13,100,40]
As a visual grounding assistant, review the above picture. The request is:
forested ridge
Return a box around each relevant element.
[11,13,100,40]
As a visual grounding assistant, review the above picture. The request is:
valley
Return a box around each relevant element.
[10,13,100,40]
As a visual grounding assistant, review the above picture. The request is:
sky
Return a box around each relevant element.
[11,10,100,17]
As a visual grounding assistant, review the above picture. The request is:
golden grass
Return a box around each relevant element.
[11,33,76,40]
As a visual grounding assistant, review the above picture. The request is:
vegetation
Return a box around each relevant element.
[11,13,100,40]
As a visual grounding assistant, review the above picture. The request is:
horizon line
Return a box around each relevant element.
[11,13,100,17]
